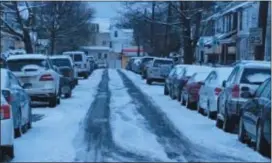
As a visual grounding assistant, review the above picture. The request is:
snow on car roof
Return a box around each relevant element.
[214,67,234,84]
[50,55,72,59]
[185,65,213,76]
[241,62,271,69]
[7,54,47,61]
[62,51,85,54]
[154,58,173,61]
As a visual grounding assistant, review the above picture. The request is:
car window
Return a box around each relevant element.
[7,59,49,71]
[230,67,239,84]
[206,72,216,84]
[255,80,268,97]
[51,58,72,68]
[9,72,21,87]
[168,68,176,77]
[240,68,271,85]
[74,54,83,62]
[227,67,238,83]
[260,81,271,98]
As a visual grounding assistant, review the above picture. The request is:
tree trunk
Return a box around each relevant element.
[50,32,56,55]
[254,1,268,60]
[180,2,194,64]
[164,2,172,57]
[23,30,33,53]
[150,2,156,54]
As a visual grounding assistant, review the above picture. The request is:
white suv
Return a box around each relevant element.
[6,54,61,107]
[63,51,90,79]
[1,95,14,159]
[146,58,174,84]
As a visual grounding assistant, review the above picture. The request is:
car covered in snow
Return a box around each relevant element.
[172,65,212,101]
[181,71,210,110]
[238,77,271,157]
[1,68,32,138]
[140,57,155,79]
[146,58,173,85]
[217,61,271,133]
[197,67,234,118]
[6,54,61,108]
[1,93,14,159]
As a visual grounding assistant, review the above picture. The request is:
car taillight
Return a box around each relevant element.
[40,74,54,81]
[2,90,12,103]
[214,87,222,96]
[232,84,240,98]
[1,104,11,120]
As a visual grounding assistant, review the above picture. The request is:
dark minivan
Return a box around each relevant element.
[238,77,271,157]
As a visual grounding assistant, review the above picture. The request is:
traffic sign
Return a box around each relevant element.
[249,28,262,45]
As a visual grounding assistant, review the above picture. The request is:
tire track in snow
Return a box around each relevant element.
[117,69,246,162]
[77,69,164,162]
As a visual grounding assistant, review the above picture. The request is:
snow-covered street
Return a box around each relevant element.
[7,69,270,162]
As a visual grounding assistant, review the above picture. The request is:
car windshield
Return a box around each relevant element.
[51,58,72,68]
[7,59,48,71]
[74,54,82,61]
[153,60,172,67]
[241,68,271,84]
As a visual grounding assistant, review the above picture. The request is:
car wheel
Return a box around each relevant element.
[216,117,223,129]
[256,122,270,156]
[2,146,14,159]
[83,73,88,79]
[48,95,57,108]
[146,79,152,85]
[177,90,181,102]
[65,89,72,98]
[238,117,247,143]
[164,85,169,95]
[15,108,23,138]
[223,115,234,133]
[197,102,203,114]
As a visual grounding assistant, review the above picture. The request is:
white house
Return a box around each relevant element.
[109,26,134,53]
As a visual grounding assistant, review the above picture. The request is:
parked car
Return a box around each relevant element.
[63,51,90,79]
[50,55,77,88]
[131,58,142,74]
[198,67,233,118]
[1,94,14,158]
[87,56,95,72]
[142,60,154,79]
[173,65,212,101]
[181,72,210,110]
[216,61,271,133]
[238,77,271,156]
[1,68,32,138]
[0,57,7,68]
[126,58,136,70]
[6,54,61,108]
[146,58,173,85]
[140,57,155,79]
[164,64,185,98]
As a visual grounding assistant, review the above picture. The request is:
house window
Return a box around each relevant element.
[233,12,238,30]
[239,11,243,30]
[102,41,106,46]
[228,15,231,31]
[114,31,118,37]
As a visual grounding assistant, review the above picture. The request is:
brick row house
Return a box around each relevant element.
[195,1,270,65]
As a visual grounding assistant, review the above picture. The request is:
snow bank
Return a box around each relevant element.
[121,69,270,162]
[108,69,170,161]
[12,69,104,162]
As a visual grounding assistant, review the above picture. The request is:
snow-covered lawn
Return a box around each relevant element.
[12,70,104,162]
[121,69,270,162]
[108,69,170,161]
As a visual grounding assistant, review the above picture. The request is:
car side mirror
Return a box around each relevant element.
[222,80,226,87]
[22,83,32,89]
[198,81,204,86]
[241,91,253,98]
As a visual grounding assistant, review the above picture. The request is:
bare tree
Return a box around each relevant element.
[1,1,41,53]
[36,1,95,54]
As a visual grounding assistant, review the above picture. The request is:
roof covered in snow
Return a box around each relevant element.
[80,46,110,51]
[7,54,47,61]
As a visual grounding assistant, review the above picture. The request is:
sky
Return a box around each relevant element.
[89,2,122,32]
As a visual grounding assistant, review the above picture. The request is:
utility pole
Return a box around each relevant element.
[254,1,269,60]
[150,2,156,55]
[164,2,172,57]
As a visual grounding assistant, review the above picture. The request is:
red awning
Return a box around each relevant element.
[122,48,144,53]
